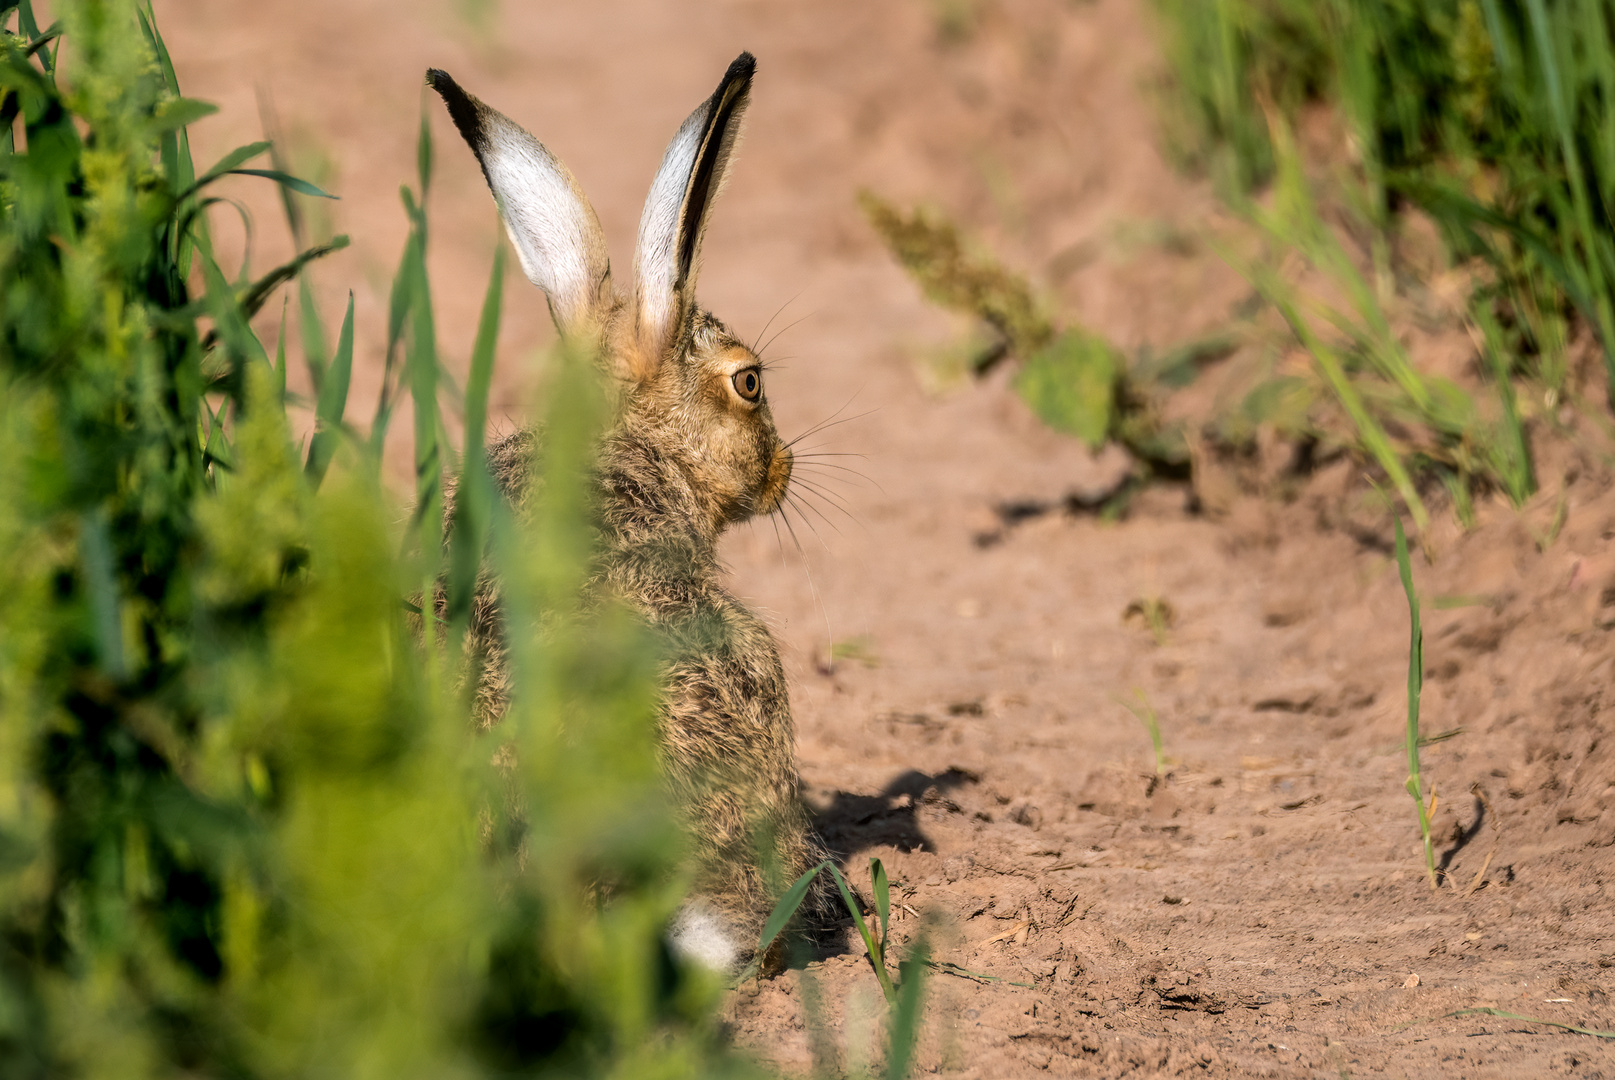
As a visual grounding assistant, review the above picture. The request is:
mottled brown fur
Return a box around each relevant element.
[451,312,831,945]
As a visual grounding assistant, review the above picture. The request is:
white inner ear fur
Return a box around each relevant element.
[478,114,609,333]
[632,106,707,357]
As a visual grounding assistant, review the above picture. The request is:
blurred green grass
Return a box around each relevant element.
[867,1,1613,529]
[1153,0,1615,421]
[0,2,786,1075]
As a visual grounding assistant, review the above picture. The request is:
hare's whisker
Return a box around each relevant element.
[785,409,877,451]
[775,501,807,558]
[785,494,837,548]
[756,310,817,360]
[788,493,845,540]
[794,459,874,484]
[790,476,854,517]
[748,292,801,356]
[792,485,868,536]
[776,502,838,681]
[784,390,867,447]
[796,468,877,497]
[767,508,789,568]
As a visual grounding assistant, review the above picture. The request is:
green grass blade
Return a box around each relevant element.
[226,168,338,199]
[1393,515,1435,888]
[200,243,269,371]
[407,236,441,520]
[370,234,417,458]
[1473,303,1535,504]
[299,275,327,392]
[886,935,930,1080]
[137,0,198,275]
[1246,256,1430,531]
[755,859,832,960]
[871,857,891,955]
[447,244,505,643]
[827,863,895,1003]
[17,0,51,76]
[263,104,308,245]
[305,291,354,489]
[1397,1007,1615,1039]
[417,98,433,200]
[182,141,271,198]
[236,236,349,321]
[150,98,217,135]
[274,296,288,403]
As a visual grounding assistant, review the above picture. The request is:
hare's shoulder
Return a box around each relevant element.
[660,584,787,699]
[486,427,539,501]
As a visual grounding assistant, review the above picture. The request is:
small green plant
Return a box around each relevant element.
[1223,113,1546,530]
[1393,515,1439,889]
[830,634,880,668]
[754,857,930,1077]
[1123,596,1175,646]
[1117,690,1168,775]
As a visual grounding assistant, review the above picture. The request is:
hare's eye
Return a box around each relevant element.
[731,367,762,402]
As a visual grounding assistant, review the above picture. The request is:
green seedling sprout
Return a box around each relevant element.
[1393,515,1439,889]
[750,857,930,1077]
[1116,689,1167,776]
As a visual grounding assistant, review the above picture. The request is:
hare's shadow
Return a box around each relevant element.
[810,766,976,863]
[784,767,975,966]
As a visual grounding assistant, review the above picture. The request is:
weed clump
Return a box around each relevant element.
[0,3,776,1076]
[860,192,1193,510]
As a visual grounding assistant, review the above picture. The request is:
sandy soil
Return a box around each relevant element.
[159,0,1615,1074]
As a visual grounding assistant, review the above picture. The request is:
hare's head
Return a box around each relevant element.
[429,55,790,531]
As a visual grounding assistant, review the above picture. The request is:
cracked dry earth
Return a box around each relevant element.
[163,0,1615,1074]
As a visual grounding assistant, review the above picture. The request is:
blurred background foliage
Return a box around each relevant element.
[872,0,1615,529]
[1151,0,1615,409]
[0,2,763,1076]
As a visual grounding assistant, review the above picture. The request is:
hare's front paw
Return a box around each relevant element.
[668,898,744,973]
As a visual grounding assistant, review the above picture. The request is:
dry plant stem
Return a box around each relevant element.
[1463,783,1502,898]
[1394,516,1438,889]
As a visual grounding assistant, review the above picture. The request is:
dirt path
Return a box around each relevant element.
[164,0,1615,1074]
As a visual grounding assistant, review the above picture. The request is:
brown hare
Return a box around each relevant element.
[427,55,830,969]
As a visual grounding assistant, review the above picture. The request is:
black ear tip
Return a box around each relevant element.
[726,52,757,84]
[426,69,487,152]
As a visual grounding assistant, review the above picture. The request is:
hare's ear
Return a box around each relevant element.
[428,70,611,337]
[631,52,755,374]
